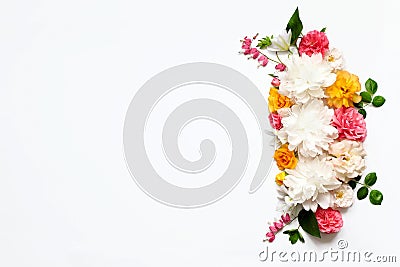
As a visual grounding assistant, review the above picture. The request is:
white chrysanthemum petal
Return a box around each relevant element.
[283,156,341,211]
[277,99,338,157]
[316,193,332,209]
[278,54,336,104]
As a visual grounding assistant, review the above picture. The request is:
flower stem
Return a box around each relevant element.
[276,52,283,64]
[355,180,370,189]
[294,44,300,56]
[259,50,280,64]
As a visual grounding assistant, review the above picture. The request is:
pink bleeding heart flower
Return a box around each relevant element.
[265,231,275,242]
[250,48,258,54]
[275,63,286,71]
[243,36,252,44]
[274,220,284,230]
[281,213,291,224]
[258,55,268,67]
[269,225,277,233]
[271,77,281,87]
[241,37,253,53]
[252,51,260,59]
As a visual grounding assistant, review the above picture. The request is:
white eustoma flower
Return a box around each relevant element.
[331,184,354,208]
[283,156,342,212]
[276,185,302,216]
[327,140,367,182]
[277,99,338,157]
[324,48,345,71]
[278,53,336,104]
[267,30,292,52]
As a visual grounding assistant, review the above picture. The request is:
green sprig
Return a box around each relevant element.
[353,172,383,205]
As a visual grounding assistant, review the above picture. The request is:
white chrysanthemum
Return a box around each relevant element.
[330,184,354,208]
[278,53,336,103]
[283,156,342,212]
[328,140,367,182]
[267,30,292,52]
[277,99,338,157]
[324,48,345,71]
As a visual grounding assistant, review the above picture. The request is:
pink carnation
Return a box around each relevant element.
[315,207,343,234]
[298,30,329,57]
[268,112,283,130]
[331,107,367,142]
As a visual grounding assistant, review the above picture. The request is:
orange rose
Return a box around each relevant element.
[325,70,362,108]
[273,144,297,170]
[268,88,292,113]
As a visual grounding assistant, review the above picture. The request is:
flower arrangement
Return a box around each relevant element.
[240,8,385,244]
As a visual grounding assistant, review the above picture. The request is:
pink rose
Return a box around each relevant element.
[315,207,343,234]
[268,112,283,130]
[298,30,329,57]
[331,107,367,142]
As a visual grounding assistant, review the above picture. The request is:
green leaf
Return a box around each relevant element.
[369,190,383,205]
[365,78,378,94]
[358,108,367,119]
[355,175,362,181]
[283,229,295,234]
[321,27,327,32]
[256,36,272,49]
[268,73,278,78]
[283,229,304,244]
[286,7,303,45]
[354,101,364,108]
[357,186,369,200]
[348,180,357,189]
[364,172,377,186]
[372,96,386,107]
[360,91,372,103]
[289,231,299,244]
[298,209,321,238]
[298,231,305,243]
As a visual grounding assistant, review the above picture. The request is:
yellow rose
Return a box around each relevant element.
[273,144,298,170]
[325,70,362,108]
[275,171,286,186]
[268,88,292,113]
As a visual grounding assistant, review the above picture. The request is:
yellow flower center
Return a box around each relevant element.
[335,191,344,199]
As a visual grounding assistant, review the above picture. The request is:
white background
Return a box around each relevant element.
[1,0,399,266]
